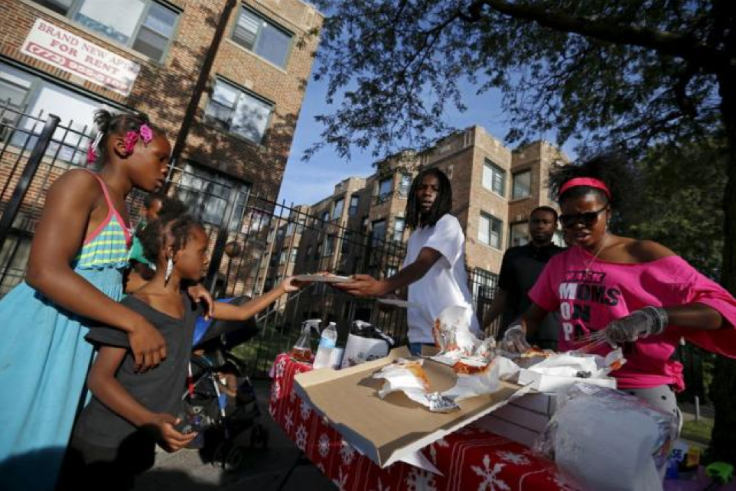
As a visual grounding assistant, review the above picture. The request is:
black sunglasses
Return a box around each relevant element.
[559,206,608,228]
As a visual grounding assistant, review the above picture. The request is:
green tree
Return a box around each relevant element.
[308,0,736,462]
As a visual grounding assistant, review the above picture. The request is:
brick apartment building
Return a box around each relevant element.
[0,0,322,294]
[259,126,567,325]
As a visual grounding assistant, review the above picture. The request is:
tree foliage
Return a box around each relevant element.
[308,0,728,160]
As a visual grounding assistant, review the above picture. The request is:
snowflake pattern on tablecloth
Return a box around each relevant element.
[549,472,576,490]
[332,467,349,491]
[405,467,437,491]
[319,433,330,458]
[275,357,286,378]
[340,440,356,465]
[370,478,390,491]
[295,424,308,451]
[300,399,312,420]
[496,450,531,466]
[472,455,510,491]
[429,437,450,463]
[271,381,281,402]
[285,409,294,432]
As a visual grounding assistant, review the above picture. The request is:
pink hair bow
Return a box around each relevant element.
[124,124,154,155]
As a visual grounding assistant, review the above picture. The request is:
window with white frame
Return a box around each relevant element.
[290,248,298,263]
[232,6,293,68]
[482,159,506,196]
[177,162,251,230]
[31,0,179,62]
[479,212,503,249]
[393,217,405,243]
[1,62,107,164]
[332,197,344,220]
[371,219,386,246]
[398,174,412,197]
[348,195,359,216]
[377,177,392,202]
[509,222,529,248]
[205,78,274,144]
[512,170,531,199]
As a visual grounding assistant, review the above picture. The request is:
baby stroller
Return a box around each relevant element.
[183,296,270,471]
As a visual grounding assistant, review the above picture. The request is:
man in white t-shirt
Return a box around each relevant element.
[336,168,480,355]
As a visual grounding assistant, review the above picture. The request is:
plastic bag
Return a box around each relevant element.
[533,384,677,491]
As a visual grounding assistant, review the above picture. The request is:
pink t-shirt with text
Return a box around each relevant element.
[529,246,736,390]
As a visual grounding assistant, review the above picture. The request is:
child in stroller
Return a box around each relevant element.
[184,296,269,470]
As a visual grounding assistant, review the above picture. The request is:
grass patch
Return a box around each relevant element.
[232,323,299,377]
[681,418,714,444]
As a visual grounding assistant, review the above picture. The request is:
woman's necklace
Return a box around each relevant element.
[584,233,609,274]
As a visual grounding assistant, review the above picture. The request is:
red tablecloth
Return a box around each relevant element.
[269,353,574,491]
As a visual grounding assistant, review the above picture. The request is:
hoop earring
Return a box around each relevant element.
[164,257,174,285]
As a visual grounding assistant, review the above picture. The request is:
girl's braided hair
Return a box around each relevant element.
[138,213,203,265]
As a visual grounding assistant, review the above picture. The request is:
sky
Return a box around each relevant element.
[278,74,578,207]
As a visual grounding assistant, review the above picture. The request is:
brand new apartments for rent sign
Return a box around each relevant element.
[21,18,140,96]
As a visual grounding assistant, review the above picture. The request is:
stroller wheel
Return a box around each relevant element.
[213,441,229,467]
[250,424,269,449]
[224,446,245,472]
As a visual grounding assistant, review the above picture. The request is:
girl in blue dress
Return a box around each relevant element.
[0,110,171,491]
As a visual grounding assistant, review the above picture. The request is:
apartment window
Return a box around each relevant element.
[509,222,529,248]
[332,197,344,220]
[479,212,503,249]
[512,170,531,200]
[178,162,250,230]
[348,195,359,216]
[279,250,287,265]
[377,177,392,202]
[285,222,295,237]
[290,249,298,263]
[386,266,398,278]
[205,78,274,144]
[341,231,352,254]
[398,174,412,197]
[393,218,405,243]
[232,6,293,68]
[323,235,334,257]
[321,211,330,223]
[482,159,506,197]
[1,63,105,164]
[31,0,179,62]
[371,219,386,247]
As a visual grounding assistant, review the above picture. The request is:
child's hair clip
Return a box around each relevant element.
[123,124,154,156]
[86,131,103,166]
[139,124,154,145]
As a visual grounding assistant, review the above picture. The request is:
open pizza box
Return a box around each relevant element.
[294,347,533,473]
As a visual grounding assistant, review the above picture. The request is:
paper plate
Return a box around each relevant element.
[293,274,351,283]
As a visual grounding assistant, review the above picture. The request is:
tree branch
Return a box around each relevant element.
[471,0,733,74]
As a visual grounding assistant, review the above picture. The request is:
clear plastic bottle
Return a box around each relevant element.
[313,322,338,369]
[291,319,321,363]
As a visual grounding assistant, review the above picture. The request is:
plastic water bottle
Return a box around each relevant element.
[313,322,338,369]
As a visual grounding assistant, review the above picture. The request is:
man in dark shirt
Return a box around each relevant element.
[484,206,565,350]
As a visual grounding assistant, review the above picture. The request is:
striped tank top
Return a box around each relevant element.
[73,172,132,270]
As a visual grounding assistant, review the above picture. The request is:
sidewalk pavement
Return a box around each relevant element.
[133,380,336,491]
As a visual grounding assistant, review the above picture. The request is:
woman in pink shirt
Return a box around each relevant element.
[503,154,736,420]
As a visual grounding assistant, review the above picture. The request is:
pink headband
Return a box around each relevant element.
[559,177,611,199]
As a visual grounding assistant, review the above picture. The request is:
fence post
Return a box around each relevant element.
[0,114,60,252]
[205,185,240,293]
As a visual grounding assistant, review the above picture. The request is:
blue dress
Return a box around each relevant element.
[0,174,131,491]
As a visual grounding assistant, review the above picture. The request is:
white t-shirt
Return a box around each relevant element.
[403,214,480,343]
